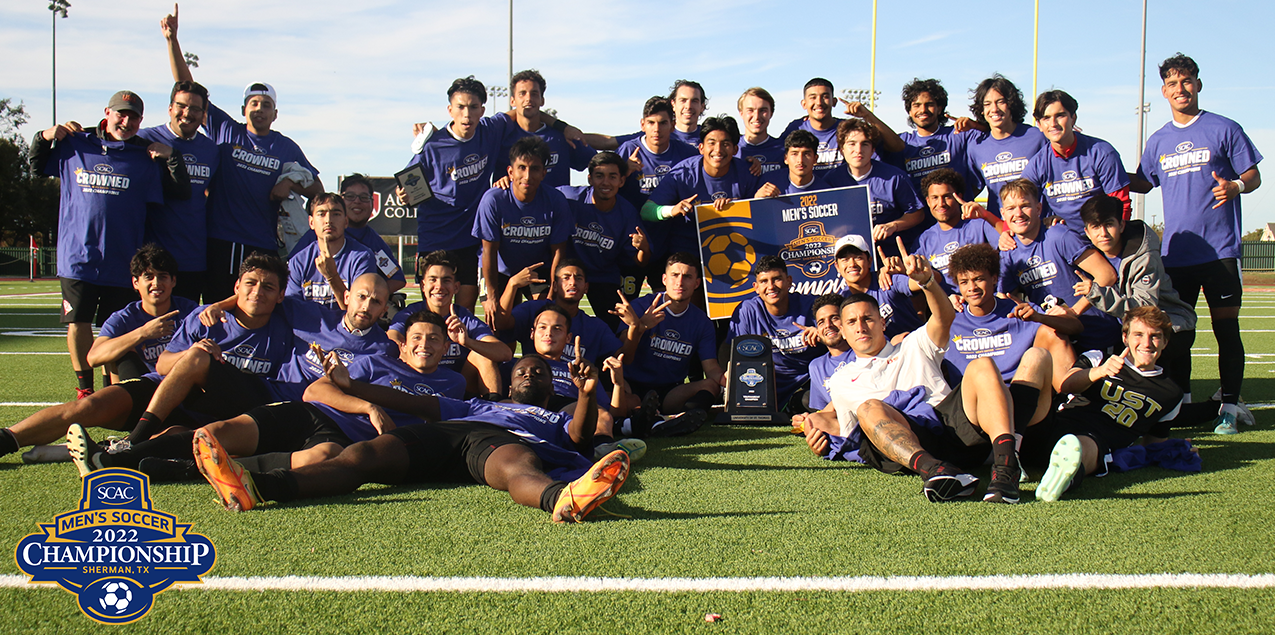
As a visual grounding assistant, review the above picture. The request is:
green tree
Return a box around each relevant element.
[1242,227,1265,242]
[0,98,59,248]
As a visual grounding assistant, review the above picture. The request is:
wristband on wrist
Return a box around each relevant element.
[1235,179,1247,193]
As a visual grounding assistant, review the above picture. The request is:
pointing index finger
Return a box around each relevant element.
[895,236,910,259]
[573,336,583,364]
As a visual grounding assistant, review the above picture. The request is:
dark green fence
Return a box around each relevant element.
[1243,241,1275,271]
[0,248,56,278]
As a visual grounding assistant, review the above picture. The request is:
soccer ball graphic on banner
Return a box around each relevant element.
[705,232,756,287]
[100,581,133,613]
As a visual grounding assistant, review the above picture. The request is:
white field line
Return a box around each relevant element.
[0,352,66,355]
[0,402,60,407]
[0,293,58,298]
[2,573,1274,593]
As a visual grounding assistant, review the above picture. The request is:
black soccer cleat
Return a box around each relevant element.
[648,409,709,438]
[138,457,201,483]
[982,465,1021,504]
[922,464,980,502]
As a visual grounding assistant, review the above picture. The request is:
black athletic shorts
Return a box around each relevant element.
[204,239,274,303]
[1166,258,1242,310]
[386,421,525,486]
[627,379,682,406]
[418,244,480,287]
[60,278,133,326]
[857,383,992,474]
[244,401,352,454]
[492,271,550,303]
[116,377,199,430]
[180,359,276,421]
[114,352,150,382]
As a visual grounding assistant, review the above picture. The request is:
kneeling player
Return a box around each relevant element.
[193,355,629,523]
[89,244,197,382]
[1026,307,1212,501]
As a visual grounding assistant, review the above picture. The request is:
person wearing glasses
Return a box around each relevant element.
[137,80,220,301]
[288,174,406,294]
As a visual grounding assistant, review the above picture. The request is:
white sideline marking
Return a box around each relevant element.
[0,402,59,407]
[3,573,1274,593]
[0,352,66,355]
[0,293,58,298]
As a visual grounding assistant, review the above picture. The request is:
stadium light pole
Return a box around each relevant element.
[1133,0,1150,221]
[869,0,878,111]
[49,0,70,126]
[1031,0,1039,102]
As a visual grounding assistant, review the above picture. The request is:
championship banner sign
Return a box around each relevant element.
[696,186,872,319]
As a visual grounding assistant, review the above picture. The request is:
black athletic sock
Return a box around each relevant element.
[539,481,568,513]
[1008,383,1041,433]
[107,431,198,470]
[1214,318,1244,403]
[75,370,93,391]
[908,451,941,479]
[991,434,1018,468]
[128,411,166,444]
[236,452,293,473]
[251,469,297,503]
[0,428,19,457]
[590,435,615,451]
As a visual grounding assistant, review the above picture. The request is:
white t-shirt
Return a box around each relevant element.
[826,328,951,437]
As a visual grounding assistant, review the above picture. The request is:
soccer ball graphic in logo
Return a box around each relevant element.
[705,232,756,287]
[100,581,133,614]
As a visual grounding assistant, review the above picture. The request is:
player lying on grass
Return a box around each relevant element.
[1025,306,1216,501]
[0,254,298,463]
[193,353,630,524]
[796,237,1054,504]
[943,243,1077,392]
[388,250,510,396]
[88,244,197,382]
[610,252,724,436]
[67,310,463,480]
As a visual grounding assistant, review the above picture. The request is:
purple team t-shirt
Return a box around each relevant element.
[1021,132,1130,233]
[966,124,1048,214]
[560,185,644,286]
[780,118,844,173]
[912,220,1001,295]
[203,102,317,250]
[137,124,219,272]
[889,126,979,200]
[1137,111,1263,267]
[621,294,717,386]
[647,155,762,255]
[491,113,595,189]
[824,160,924,257]
[44,132,164,287]
[508,299,621,364]
[946,297,1041,381]
[98,297,199,371]
[472,186,574,277]
[285,236,379,309]
[404,116,528,252]
[436,397,593,480]
[311,354,465,443]
[736,135,787,177]
[289,225,405,284]
[808,349,853,411]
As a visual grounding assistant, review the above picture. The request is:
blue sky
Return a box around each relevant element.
[2,0,1271,232]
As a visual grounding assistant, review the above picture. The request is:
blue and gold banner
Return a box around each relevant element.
[695,186,872,319]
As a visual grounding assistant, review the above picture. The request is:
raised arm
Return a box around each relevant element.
[160,4,194,83]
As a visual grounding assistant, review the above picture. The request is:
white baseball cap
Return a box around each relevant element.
[243,82,277,106]
[834,234,870,257]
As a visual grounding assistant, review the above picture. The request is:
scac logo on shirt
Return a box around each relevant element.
[1062,170,1079,181]
[996,151,1013,162]
[656,165,672,175]
[666,330,681,341]
[93,164,115,175]
[232,345,255,357]
[521,216,537,226]
[181,154,212,179]
[973,328,992,337]
[710,191,728,201]
[1027,255,1044,266]
[1176,141,1194,154]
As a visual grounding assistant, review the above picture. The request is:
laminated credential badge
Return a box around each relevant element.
[15,468,216,624]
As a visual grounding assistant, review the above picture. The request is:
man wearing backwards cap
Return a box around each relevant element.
[161,4,324,301]
[31,90,191,400]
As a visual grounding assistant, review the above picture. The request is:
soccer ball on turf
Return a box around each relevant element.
[704,232,756,287]
[100,581,132,614]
